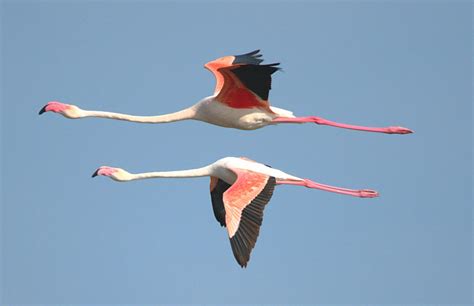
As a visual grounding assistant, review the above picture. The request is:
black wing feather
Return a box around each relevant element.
[210,179,231,227]
[233,49,264,65]
[231,64,281,101]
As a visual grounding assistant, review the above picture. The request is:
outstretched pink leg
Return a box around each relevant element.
[276,179,379,198]
[272,116,413,134]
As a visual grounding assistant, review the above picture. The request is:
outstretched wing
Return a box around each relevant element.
[222,169,276,268]
[205,50,281,110]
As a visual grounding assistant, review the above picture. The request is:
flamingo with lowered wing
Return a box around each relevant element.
[92,156,378,267]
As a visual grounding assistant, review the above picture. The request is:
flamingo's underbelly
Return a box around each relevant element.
[194,99,275,130]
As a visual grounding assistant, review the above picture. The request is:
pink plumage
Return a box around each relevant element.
[91,157,378,267]
[39,50,413,134]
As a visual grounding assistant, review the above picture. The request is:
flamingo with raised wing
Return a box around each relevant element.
[39,50,412,134]
[92,156,378,267]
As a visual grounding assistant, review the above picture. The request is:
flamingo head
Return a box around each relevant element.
[92,166,131,182]
[204,56,234,71]
[39,101,82,118]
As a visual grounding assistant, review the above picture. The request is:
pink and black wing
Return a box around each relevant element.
[221,169,276,267]
[214,50,281,109]
[229,62,281,101]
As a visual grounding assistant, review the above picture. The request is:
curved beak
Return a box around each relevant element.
[91,169,100,178]
[38,105,47,115]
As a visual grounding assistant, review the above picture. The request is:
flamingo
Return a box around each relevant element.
[39,50,412,134]
[91,156,378,267]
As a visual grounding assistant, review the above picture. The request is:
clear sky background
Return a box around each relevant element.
[1,1,472,305]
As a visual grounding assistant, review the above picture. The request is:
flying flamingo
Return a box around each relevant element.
[39,50,412,134]
[91,156,378,267]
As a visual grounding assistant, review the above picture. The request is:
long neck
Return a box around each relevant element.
[128,166,212,181]
[80,107,196,123]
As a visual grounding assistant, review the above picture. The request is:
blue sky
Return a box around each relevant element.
[1,1,472,305]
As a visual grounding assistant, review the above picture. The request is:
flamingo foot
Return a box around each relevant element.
[358,189,379,198]
[385,126,413,134]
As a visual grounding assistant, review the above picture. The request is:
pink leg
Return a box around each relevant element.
[276,179,379,198]
[272,116,413,134]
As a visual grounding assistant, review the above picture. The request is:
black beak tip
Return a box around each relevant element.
[92,170,99,178]
[38,106,47,115]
